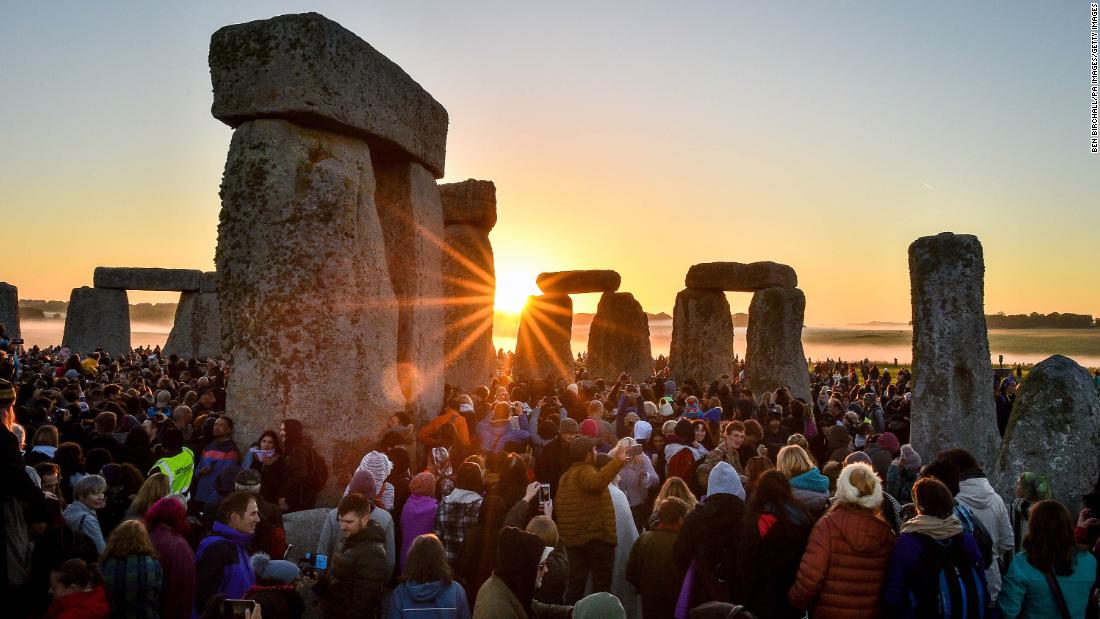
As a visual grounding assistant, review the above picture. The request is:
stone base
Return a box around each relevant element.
[587,292,652,381]
[745,287,811,403]
[164,292,223,359]
[670,288,733,384]
[513,294,573,380]
[62,287,130,355]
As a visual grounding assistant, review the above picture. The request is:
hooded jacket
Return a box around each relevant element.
[45,586,111,619]
[788,505,896,618]
[789,468,831,519]
[674,464,748,604]
[193,522,255,617]
[471,527,570,619]
[63,500,106,555]
[956,476,1013,599]
[387,579,471,619]
[398,494,439,570]
[323,519,391,619]
[146,499,195,619]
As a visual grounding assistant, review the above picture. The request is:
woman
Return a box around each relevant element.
[245,553,304,619]
[600,451,641,618]
[435,462,485,565]
[242,430,285,504]
[25,424,59,466]
[55,442,87,504]
[126,472,170,520]
[390,534,471,618]
[45,559,109,619]
[99,519,163,619]
[665,418,708,485]
[526,516,567,605]
[776,445,830,519]
[399,472,439,570]
[457,494,509,609]
[63,475,108,555]
[734,471,813,619]
[143,496,193,619]
[883,478,988,618]
[355,450,396,511]
[789,462,896,619]
[691,419,716,451]
[472,526,571,618]
[99,463,145,536]
[614,437,659,532]
[1010,471,1051,552]
[744,456,775,495]
[998,499,1098,619]
[646,476,698,530]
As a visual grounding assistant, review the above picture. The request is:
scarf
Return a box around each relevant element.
[900,514,963,540]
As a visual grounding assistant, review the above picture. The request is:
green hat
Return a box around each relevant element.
[0,379,15,402]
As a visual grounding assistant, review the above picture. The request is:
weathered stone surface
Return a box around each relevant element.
[995,355,1100,511]
[209,12,448,178]
[164,292,223,359]
[670,288,733,384]
[62,287,130,355]
[199,271,218,293]
[587,292,652,381]
[215,119,405,503]
[745,287,811,403]
[442,224,496,391]
[439,179,497,229]
[909,232,998,465]
[0,282,19,340]
[375,161,445,425]
[93,267,204,291]
[282,507,330,561]
[536,270,621,294]
[685,261,797,292]
[513,294,573,380]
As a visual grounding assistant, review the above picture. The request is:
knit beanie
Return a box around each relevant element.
[843,451,873,468]
[579,418,599,438]
[877,431,901,456]
[343,469,376,499]
[251,553,300,584]
[537,419,558,440]
[899,444,922,471]
[558,418,580,434]
[643,401,659,418]
[574,592,626,619]
[409,472,437,497]
[674,418,694,441]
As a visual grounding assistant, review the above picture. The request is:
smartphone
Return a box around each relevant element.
[626,444,644,457]
[539,483,551,503]
[315,554,328,570]
[221,599,256,619]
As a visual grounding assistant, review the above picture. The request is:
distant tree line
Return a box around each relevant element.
[19,300,178,323]
[986,311,1099,329]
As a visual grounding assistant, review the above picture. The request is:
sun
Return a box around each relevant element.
[493,264,541,314]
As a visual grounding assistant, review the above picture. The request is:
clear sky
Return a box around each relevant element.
[2,1,1096,324]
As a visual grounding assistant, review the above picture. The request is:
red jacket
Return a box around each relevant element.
[788,506,895,619]
[46,586,110,619]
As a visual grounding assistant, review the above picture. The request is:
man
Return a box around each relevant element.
[585,400,616,449]
[536,418,579,497]
[627,497,688,619]
[317,493,391,619]
[193,491,260,615]
[554,435,627,603]
[417,397,472,449]
[674,461,746,605]
[234,468,286,558]
[193,416,240,506]
[149,427,195,497]
[696,420,746,489]
[859,391,886,434]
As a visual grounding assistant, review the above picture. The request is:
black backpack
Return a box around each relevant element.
[912,534,987,619]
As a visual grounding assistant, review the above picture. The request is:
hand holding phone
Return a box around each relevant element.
[625,444,644,458]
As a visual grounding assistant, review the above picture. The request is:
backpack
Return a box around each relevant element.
[304,445,329,490]
[912,534,987,619]
[667,448,699,486]
[68,514,100,564]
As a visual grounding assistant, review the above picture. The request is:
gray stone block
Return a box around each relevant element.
[442,224,496,391]
[0,282,19,340]
[164,292,223,359]
[199,271,218,293]
[587,292,652,381]
[744,287,811,403]
[62,287,130,355]
[209,12,449,178]
[685,261,797,292]
[670,288,733,384]
[439,179,496,229]
[513,294,573,380]
[93,267,204,291]
[536,270,621,294]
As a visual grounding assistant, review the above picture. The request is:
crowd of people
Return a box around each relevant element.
[1,331,1099,619]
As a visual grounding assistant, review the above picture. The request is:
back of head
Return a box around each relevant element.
[776,444,814,479]
[74,474,107,502]
[658,496,689,527]
[574,592,626,619]
[834,462,882,511]
[912,477,955,519]
[51,558,100,589]
[218,490,256,524]
[525,515,559,547]
[937,448,981,477]
[455,462,484,493]
[748,470,796,515]
[103,519,154,559]
[402,534,451,584]
[920,458,961,496]
[1023,499,1077,575]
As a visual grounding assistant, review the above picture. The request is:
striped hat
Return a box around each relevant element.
[0,379,15,402]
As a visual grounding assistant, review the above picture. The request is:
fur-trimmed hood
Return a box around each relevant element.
[835,462,882,510]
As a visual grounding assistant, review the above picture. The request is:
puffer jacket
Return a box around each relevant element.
[788,506,896,619]
[472,575,571,619]
[322,520,391,619]
[554,458,625,547]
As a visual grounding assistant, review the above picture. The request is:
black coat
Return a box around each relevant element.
[673,492,746,605]
[733,508,812,619]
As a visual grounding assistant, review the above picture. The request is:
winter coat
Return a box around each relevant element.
[534,545,569,605]
[101,554,163,619]
[245,585,305,619]
[434,489,483,565]
[45,586,111,619]
[998,550,1098,619]
[789,468,831,519]
[318,506,396,574]
[626,526,683,619]
[956,477,1014,599]
[192,439,240,505]
[398,494,438,570]
[63,500,106,555]
[882,531,988,619]
[193,522,255,617]
[277,443,321,512]
[555,457,625,548]
[535,436,571,496]
[387,580,470,619]
[148,522,194,619]
[696,444,743,488]
[673,492,747,604]
[788,506,896,619]
[471,574,571,619]
[886,464,918,504]
[733,506,813,619]
[323,520,392,619]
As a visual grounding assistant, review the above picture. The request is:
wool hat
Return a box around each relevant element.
[574,592,626,619]
[558,417,580,434]
[658,397,675,417]
[624,412,640,424]
[343,469,377,499]
[0,379,16,402]
[235,468,262,489]
[899,444,922,471]
[674,418,694,441]
[633,420,653,441]
[877,431,901,455]
[835,462,882,510]
[409,471,437,497]
[843,451,873,468]
[251,553,300,584]
[569,436,597,462]
[579,418,600,438]
[643,401,659,418]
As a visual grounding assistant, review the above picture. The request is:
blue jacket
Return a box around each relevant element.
[387,580,470,619]
[192,439,240,504]
[883,531,988,618]
[475,418,529,454]
[998,550,1097,619]
[193,522,255,617]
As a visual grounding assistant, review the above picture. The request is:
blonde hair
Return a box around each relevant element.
[102,519,156,561]
[32,425,60,448]
[526,515,559,547]
[776,445,815,479]
[650,476,698,519]
[128,473,171,518]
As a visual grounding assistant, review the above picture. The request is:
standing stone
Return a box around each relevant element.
[513,294,573,380]
[995,355,1100,511]
[215,119,405,502]
[670,288,733,384]
[685,261,798,292]
[909,232,998,465]
[164,292,223,359]
[62,287,130,355]
[375,162,445,425]
[282,508,331,561]
[0,282,19,340]
[199,271,218,293]
[745,287,811,403]
[440,179,497,228]
[587,292,652,381]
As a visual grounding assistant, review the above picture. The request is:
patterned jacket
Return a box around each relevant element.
[101,554,163,619]
[434,489,483,564]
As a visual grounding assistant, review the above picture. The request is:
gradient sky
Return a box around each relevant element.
[2,2,1096,323]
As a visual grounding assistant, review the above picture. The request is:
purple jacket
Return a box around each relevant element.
[883,530,988,618]
[399,494,439,569]
[193,522,255,617]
